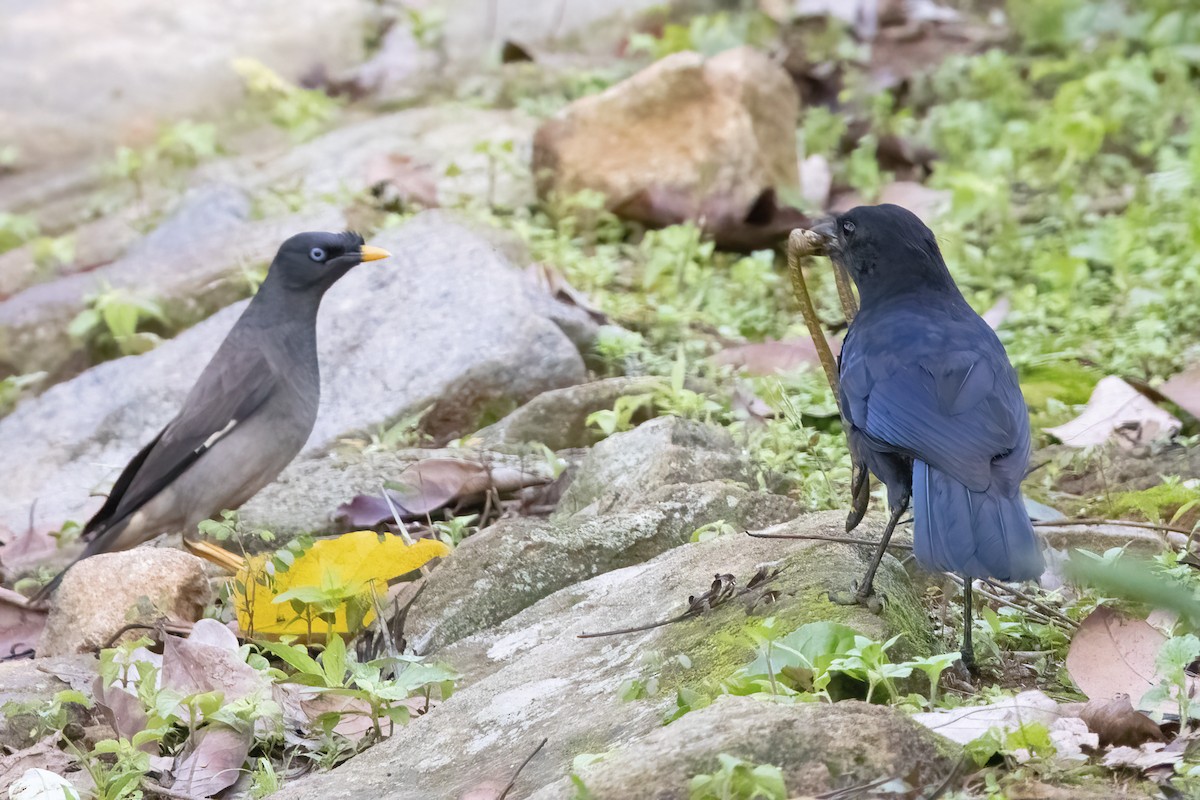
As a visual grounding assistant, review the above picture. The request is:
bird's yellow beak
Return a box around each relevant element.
[359,245,392,262]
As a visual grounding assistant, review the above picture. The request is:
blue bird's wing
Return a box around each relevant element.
[842,341,1028,494]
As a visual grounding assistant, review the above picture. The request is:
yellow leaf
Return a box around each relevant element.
[232,531,448,641]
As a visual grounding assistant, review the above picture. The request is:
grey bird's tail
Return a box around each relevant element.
[911,460,1044,581]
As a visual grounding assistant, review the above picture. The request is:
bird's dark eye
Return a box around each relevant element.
[309,247,326,262]
[842,221,856,237]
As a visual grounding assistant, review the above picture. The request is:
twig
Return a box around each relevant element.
[380,482,432,579]
[102,620,193,650]
[947,576,1060,629]
[815,774,894,800]
[140,779,203,800]
[786,230,842,402]
[1033,517,1193,538]
[920,756,966,800]
[498,737,549,800]
[981,578,1078,630]
[746,530,913,550]
[578,568,780,639]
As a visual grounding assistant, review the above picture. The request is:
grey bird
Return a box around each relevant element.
[32,231,390,602]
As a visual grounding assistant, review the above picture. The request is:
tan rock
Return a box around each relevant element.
[532,47,801,246]
[37,550,212,657]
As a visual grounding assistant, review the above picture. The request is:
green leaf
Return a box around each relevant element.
[258,640,323,679]
[322,633,348,688]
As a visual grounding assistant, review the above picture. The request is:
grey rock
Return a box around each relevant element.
[0,212,586,534]
[0,655,97,750]
[532,696,959,799]
[407,481,800,651]
[270,511,934,800]
[0,184,343,382]
[0,0,376,165]
[555,417,752,518]
[238,447,565,539]
[38,549,212,657]
[471,376,662,450]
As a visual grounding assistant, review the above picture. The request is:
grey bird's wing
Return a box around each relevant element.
[81,347,280,547]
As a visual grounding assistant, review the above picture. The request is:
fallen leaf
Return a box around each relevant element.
[524,263,608,324]
[93,675,150,745]
[912,689,1064,744]
[5,767,81,800]
[731,382,775,423]
[712,336,842,376]
[234,531,449,640]
[981,297,1010,330]
[799,154,832,208]
[1158,364,1200,420]
[0,738,77,796]
[338,459,550,525]
[1079,694,1165,748]
[0,587,46,659]
[1045,376,1181,448]
[167,724,251,799]
[1065,607,1162,707]
[1047,717,1097,763]
[0,528,57,573]
[161,621,270,708]
[1102,742,1182,771]
[365,153,439,209]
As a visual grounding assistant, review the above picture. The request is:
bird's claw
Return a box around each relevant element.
[829,586,884,615]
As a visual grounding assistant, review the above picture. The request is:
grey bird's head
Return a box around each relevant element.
[805,204,957,305]
[268,231,391,293]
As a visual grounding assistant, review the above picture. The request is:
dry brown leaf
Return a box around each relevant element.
[1102,741,1182,771]
[0,737,77,796]
[365,153,439,209]
[93,675,151,746]
[1158,364,1200,420]
[0,527,58,573]
[1079,694,1165,748]
[168,724,251,799]
[524,263,608,324]
[161,620,270,708]
[1045,376,1181,448]
[712,336,842,376]
[0,587,46,659]
[1065,607,1163,705]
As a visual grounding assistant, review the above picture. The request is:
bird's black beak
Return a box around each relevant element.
[808,220,838,253]
[359,245,391,262]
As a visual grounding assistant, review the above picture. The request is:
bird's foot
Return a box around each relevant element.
[829,585,884,614]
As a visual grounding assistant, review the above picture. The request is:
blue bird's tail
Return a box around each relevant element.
[912,459,1044,581]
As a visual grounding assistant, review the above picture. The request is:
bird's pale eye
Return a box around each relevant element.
[309,247,326,262]
[842,221,856,237]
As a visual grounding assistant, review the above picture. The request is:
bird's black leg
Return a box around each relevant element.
[845,463,870,533]
[831,500,905,613]
[961,575,977,673]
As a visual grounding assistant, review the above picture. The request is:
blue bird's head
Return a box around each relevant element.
[806,204,958,306]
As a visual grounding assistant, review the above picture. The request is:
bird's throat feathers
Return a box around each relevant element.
[836,228,960,308]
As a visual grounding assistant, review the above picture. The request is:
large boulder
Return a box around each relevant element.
[0,212,587,535]
[0,185,342,382]
[532,47,802,247]
[0,0,375,165]
[269,512,935,800]
[37,549,212,657]
[534,697,959,799]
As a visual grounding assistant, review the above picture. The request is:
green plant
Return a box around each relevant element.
[234,58,339,141]
[689,753,786,800]
[68,284,168,359]
[628,12,777,59]
[259,635,457,742]
[1144,634,1200,728]
[964,721,1056,767]
[433,513,479,548]
[586,392,654,437]
[0,371,45,416]
[1,690,91,744]
[0,211,38,253]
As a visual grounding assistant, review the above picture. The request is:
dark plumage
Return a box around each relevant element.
[810,204,1043,665]
[33,231,390,601]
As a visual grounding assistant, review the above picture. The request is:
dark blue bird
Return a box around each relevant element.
[808,204,1044,665]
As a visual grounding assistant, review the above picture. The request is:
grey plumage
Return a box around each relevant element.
[33,231,390,600]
